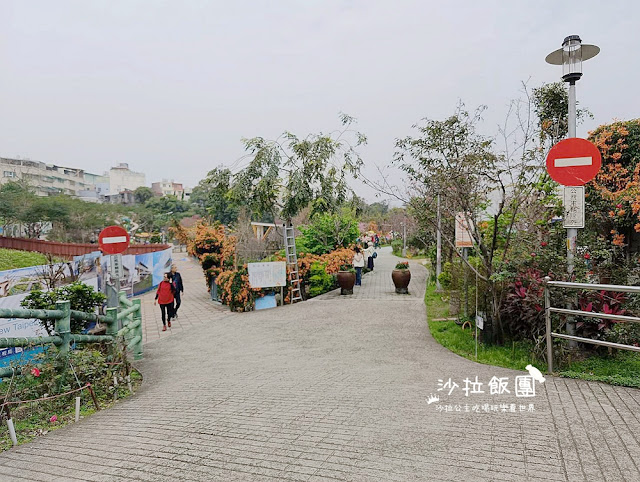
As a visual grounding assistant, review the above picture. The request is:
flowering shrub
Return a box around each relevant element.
[188,222,237,288]
[217,268,254,312]
[395,262,409,270]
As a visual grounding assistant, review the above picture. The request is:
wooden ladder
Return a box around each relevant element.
[284,224,303,303]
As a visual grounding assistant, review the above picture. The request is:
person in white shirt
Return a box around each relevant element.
[364,242,374,271]
[353,246,365,286]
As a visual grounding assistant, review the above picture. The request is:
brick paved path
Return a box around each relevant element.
[138,254,227,343]
[1,248,640,480]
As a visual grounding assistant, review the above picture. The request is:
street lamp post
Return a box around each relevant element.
[402,221,407,257]
[546,35,599,346]
[435,193,443,291]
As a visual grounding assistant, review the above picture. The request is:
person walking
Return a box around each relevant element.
[155,272,175,332]
[364,242,375,271]
[170,264,184,319]
[353,246,365,286]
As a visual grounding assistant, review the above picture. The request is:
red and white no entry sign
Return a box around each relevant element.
[546,138,602,186]
[98,225,130,255]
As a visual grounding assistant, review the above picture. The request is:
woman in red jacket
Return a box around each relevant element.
[154,272,175,331]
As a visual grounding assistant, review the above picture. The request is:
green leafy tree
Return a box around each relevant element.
[230,114,367,221]
[133,186,155,204]
[190,167,239,224]
[395,94,550,339]
[532,82,591,148]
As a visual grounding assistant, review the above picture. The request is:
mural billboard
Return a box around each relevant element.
[0,247,172,367]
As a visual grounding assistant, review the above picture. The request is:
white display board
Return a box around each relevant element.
[248,262,287,288]
[455,212,474,248]
[563,186,585,229]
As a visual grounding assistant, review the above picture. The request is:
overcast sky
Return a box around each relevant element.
[1,1,638,202]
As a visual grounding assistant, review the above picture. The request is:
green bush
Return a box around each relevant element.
[309,262,335,297]
[298,209,359,255]
[21,282,106,335]
[391,240,403,256]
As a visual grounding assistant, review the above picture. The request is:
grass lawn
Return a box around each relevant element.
[428,319,545,372]
[561,351,640,388]
[424,283,450,320]
[425,282,640,387]
[0,249,50,271]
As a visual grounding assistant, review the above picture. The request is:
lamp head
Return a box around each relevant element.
[545,35,600,83]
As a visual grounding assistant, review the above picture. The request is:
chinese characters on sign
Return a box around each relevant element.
[563,186,585,229]
[435,403,535,413]
[430,371,543,414]
[436,375,536,398]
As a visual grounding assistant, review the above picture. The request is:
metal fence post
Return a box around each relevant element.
[54,300,71,356]
[544,277,553,374]
[132,299,143,360]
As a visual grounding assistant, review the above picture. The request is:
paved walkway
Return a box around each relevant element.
[138,254,228,343]
[1,248,640,480]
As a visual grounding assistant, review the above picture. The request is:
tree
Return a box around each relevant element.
[0,181,34,232]
[394,87,559,339]
[190,167,239,225]
[532,82,591,149]
[134,186,155,204]
[229,114,367,222]
[297,209,360,255]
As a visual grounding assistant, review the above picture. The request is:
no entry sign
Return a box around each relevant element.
[546,138,602,186]
[98,225,130,255]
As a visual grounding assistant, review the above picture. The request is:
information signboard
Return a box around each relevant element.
[455,213,474,248]
[248,262,287,288]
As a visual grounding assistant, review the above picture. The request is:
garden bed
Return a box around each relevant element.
[0,345,143,451]
[426,284,640,388]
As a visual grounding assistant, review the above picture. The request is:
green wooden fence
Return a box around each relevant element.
[0,290,143,378]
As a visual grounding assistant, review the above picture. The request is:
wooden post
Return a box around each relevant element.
[87,383,100,411]
[54,300,71,356]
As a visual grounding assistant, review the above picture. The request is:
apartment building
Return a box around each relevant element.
[0,157,95,196]
[109,163,146,195]
[152,179,185,198]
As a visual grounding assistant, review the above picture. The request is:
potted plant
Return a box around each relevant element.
[392,261,411,294]
[337,264,356,295]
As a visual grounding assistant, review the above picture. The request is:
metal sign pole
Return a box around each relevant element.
[475,267,478,360]
[566,80,578,347]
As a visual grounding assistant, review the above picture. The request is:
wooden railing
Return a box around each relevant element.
[0,236,169,259]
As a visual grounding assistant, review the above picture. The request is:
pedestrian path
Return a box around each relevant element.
[137,253,228,343]
[1,246,640,480]
[316,246,425,301]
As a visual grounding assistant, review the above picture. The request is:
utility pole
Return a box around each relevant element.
[435,193,443,291]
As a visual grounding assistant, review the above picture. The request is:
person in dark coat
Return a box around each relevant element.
[170,264,184,319]
[155,272,175,331]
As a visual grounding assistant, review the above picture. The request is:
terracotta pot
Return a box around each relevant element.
[337,271,356,295]
[392,269,411,294]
